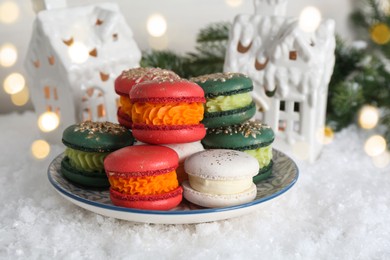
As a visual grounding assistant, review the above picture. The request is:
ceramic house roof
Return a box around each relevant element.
[25,3,141,84]
[224,14,335,107]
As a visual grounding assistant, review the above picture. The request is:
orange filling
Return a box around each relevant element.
[119,96,133,117]
[109,170,179,195]
[131,102,204,125]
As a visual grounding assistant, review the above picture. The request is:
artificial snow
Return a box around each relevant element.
[1,111,389,259]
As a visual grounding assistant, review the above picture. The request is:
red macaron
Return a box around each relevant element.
[114,67,180,128]
[129,78,206,144]
[104,145,183,211]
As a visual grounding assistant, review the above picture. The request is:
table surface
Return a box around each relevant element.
[1,111,389,259]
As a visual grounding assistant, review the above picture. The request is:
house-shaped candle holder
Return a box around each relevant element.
[224,0,336,161]
[25,2,141,143]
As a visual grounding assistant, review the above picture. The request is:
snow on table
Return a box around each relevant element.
[0,111,389,259]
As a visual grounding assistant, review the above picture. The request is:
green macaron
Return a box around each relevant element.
[201,120,275,183]
[190,72,256,128]
[61,121,135,188]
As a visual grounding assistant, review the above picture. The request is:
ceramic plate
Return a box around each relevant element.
[48,150,298,224]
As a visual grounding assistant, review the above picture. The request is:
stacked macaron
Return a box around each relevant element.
[115,67,180,128]
[61,121,134,188]
[104,145,183,210]
[129,77,206,144]
[102,68,208,210]
[201,120,275,183]
[191,72,275,182]
[182,149,259,208]
[190,72,256,128]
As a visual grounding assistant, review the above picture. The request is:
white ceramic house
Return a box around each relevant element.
[25,1,141,142]
[224,0,336,161]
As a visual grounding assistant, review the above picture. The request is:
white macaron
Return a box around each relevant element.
[182,149,259,208]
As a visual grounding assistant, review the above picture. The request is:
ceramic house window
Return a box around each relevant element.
[43,85,60,116]
[81,87,107,121]
[278,100,301,135]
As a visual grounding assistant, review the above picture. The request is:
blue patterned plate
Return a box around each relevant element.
[47,150,298,224]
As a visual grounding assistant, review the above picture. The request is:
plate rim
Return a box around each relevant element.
[47,149,299,217]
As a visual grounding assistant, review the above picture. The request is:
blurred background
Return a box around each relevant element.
[0,0,353,114]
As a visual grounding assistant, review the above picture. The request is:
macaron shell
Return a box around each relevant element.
[115,67,180,96]
[132,124,206,145]
[191,72,253,97]
[182,181,257,208]
[117,107,133,129]
[115,75,138,96]
[253,160,273,184]
[109,186,183,211]
[104,145,179,175]
[184,149,259,180]
[202,122,275,150]
[202,102,256,128]
[62,122,134,152]
[61,157,109,188]
[130,80,205,103]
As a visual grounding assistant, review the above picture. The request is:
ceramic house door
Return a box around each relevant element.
[81,87,107,122]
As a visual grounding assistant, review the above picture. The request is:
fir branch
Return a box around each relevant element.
[368,0,384,21]
[196,22,231,43]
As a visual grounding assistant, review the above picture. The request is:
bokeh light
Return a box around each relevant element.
[11,86,29,106]
[31,140,50,159]
[225,0,243,7]
[0,1,20,24]
[317,126,334,145]
[147,14,167,37]
[0,43,17,67]
[292,141,310,160]
[370,23,390,45]
[299,6,322,33]
[364,135,387,157]
[358,105,379,129]
[38,112,60,132]
[372,150,390,168]
[68,41,89,64]
[3,72,25,94]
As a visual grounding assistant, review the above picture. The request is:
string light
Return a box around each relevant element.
[0,1,20,24]
[31,140,50,159]
[364,135,387,157]
[299,6,322,33]
[0,43,17,67]
[225,0,243,7]
[317,126,334,145]
[358,105,379,129]
[38,112,60,132]
[3,72,25,94]
[147,14,167,37]
[68,41,89,64]
[370,23,390,45]
[11,86,29,106]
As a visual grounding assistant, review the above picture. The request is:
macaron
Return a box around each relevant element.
[182,149,259,208]
[164,141,204,184]
[61,121,134,188]
[104,145,183,210]
[190,72,256,128]
[115,67,180,128]
[129,78,206,144]
[201,120,275,183]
